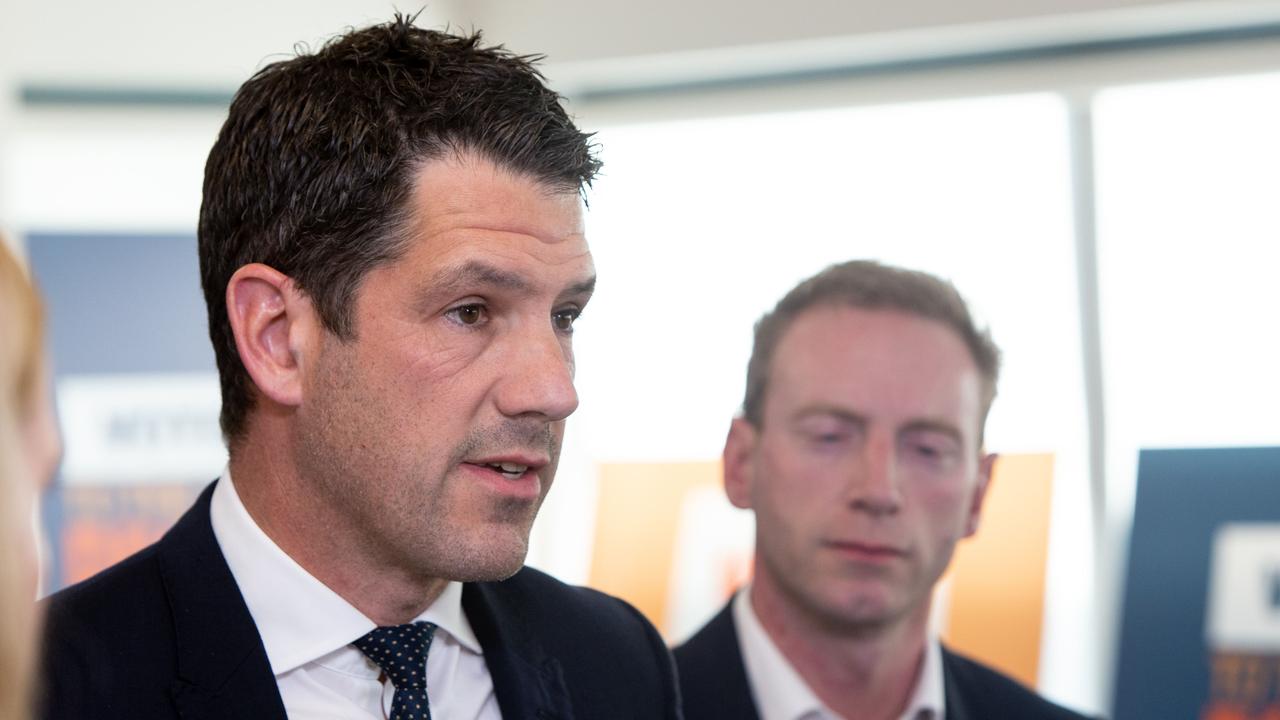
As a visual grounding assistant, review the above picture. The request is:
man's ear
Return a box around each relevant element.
[723,417,759,510]
[964,451,998,537]
[225,263,318,409]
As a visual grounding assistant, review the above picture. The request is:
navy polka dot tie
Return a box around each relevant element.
[351,621,438,720]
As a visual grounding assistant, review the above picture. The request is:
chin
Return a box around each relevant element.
[812,588,903,630]
[451,558,526,583]
[431,532,530,583]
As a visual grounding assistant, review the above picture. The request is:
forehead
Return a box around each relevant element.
[408,153,587,254]
[767,305,982,421]
[354,154,594,312]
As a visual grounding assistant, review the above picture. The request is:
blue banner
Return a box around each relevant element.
[1114,447,1280,720]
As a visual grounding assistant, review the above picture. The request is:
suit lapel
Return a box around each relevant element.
[941,648,974,720]
[698,603,761,720]
[464,580,576,720]
[156,483,287,720]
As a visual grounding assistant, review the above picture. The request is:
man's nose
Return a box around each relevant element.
[493,322,579,422]
[847,432,902,516]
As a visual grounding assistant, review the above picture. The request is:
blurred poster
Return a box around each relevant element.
[28,233,223,590]
[587,460,753,641]
[1114,447,1280,720]
[56,373,224,485]
[940,453,1056,690]
[57,483,205,585]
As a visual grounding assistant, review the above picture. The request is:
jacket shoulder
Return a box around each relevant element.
[481,566,670,650]
[944,647,1095,720]
[38,484,223,720]
[40,541,179,719]
[672,602,760,720]
[46,541,168,624]
[469,566,682,719]
[672,600,739,675]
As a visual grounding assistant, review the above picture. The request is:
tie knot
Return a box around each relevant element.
[351,621,438,691]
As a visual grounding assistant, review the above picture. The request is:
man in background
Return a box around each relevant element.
[675,260,1087,719]
[40,16,680,719]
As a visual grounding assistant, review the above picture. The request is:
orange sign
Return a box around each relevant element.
[589,453,1058,690]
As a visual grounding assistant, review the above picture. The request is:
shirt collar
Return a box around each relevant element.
[734,587,836,720]
[209,469,482,676]
[903,632,945,720]
[732,587,946,720]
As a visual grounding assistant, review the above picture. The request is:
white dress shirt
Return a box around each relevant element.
[210,469,501,719]
[733,588,945,720]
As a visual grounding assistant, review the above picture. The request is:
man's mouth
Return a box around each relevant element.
[460,455,547,501]
[824,540,908,560]
[466,453,546,479]
[484,461,530,480]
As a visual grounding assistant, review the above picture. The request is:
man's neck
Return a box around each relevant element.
[749,580,930,720]
[229,433,448,626]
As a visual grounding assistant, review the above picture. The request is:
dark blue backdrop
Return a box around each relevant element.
[1113,446,1280,718]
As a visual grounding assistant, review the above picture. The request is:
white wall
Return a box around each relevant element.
[0,1,463,87]
[470,0,1271,63]
[5,0,1280,90]
[473,0,1280,93]
[0,1,467,235]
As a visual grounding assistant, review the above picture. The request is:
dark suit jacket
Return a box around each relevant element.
[674,601,1091,720]
[39,482,681,720]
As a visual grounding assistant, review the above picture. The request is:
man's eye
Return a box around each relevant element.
[448,304,486,326]
[553,309,581,332]
[915,444,941,458]
[800,427,849,445]
[905,439,959,467]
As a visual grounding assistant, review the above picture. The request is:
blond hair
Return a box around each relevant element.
[0,238,44,720]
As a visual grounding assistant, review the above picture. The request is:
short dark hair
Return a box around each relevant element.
[742,260,1001,437]
[199,15,601,443]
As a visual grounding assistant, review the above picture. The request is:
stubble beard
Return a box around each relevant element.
[296,383,561,584]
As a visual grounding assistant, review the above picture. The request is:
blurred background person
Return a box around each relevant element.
[0,237,60,720]
[674,260,1090,720]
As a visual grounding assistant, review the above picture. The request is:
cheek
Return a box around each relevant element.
[762,443,851,500]
[392,312,492,376]
[356,316,479,388]
[407,341,475,381]
[399,342,495,417]
[755,460,825,526]
[914,478,977,535]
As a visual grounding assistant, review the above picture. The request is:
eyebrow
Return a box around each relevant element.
[563,275,597,298]
[899,419,965,445]
[433,260,534,295]
[414,260,597,313]
[791,406,867,427]
[791,406,966,443]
